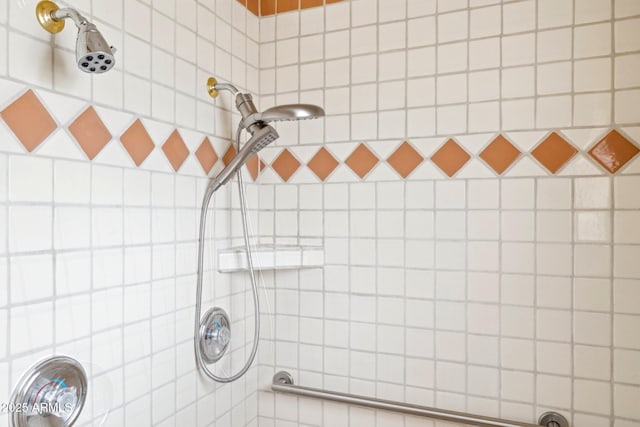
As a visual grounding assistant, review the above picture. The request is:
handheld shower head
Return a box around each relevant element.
[208,124,279,193]
[36,1,116,74]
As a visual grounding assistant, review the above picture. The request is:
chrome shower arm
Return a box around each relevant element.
[206,76,325,131]
[207,77,240,98]
[51,7,88,27]
[216,83,240,97]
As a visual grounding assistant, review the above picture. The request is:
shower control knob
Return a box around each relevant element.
[10,356,87,427]
[199,307,231,364]
[213,321,231,346]
[57,388,78,420]
[43,386,79,420]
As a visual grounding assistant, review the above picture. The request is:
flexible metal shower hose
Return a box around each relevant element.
[193,124,261,383]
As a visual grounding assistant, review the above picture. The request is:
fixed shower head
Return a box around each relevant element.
[206,76,325,130]
[205,76,324,192]
[253,104,325,123]
[208,124,279,193]
[75,23,116,74]
[36,1,116,74]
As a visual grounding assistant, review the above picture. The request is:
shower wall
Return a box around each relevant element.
[253,1,640,426]
[0,0,261,425]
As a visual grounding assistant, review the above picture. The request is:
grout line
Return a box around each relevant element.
[149,170,158,425]
[3,152,11,399]
[2,2,640,426]
[496,179,505,419]
[118,166,126,426]
[372,1,378,427]
[532,177,539,420]
[569,1,577,424]
[609,3,617,127]
[608,171,615,427]
[464,180,469,413]
[87,160,96,423]
[433,0,440,142]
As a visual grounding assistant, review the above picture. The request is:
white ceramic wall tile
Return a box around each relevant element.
[538,0,573,29]
[10,254,53,304]
[9,156,52,202]
[8,205,51,253]
[10,301,53,354]
[2,1,640,426]
[0,0,259,422]
[575,177,611,209]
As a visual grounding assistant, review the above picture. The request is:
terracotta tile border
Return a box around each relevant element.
[1,90,639,182]
[236,0,344,17]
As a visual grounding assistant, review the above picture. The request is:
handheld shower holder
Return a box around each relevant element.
[206,76,264,133]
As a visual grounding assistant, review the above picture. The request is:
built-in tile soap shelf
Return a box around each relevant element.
[217,245,324,273]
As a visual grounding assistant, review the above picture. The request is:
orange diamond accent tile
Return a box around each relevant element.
[195,137,218,174]
[387,141,424,178]
[162,130,189,172]
[247,156,266,181]
[0,90,57,152]
[272,149,301,182]
[589,130,640,174]
[531,132,578,174]
[68,107,112,160]
[223,144,237,167]
[480,135,521,175]
[431,139,471,177]
[120,119,155,166]
[345,144,379,179]
[308,147,339,181]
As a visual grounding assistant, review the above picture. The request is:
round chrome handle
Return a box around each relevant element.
[199,307,231,363]
[10,356,88,427]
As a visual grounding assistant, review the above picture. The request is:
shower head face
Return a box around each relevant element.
[256,104,325,123]
[76,23,115,74]
[245,124,280,156]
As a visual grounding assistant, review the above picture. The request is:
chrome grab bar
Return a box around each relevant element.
[271,371,569,427]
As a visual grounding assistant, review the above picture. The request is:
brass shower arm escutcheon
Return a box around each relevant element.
[36,0,65,33]
[207,77,219,98]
